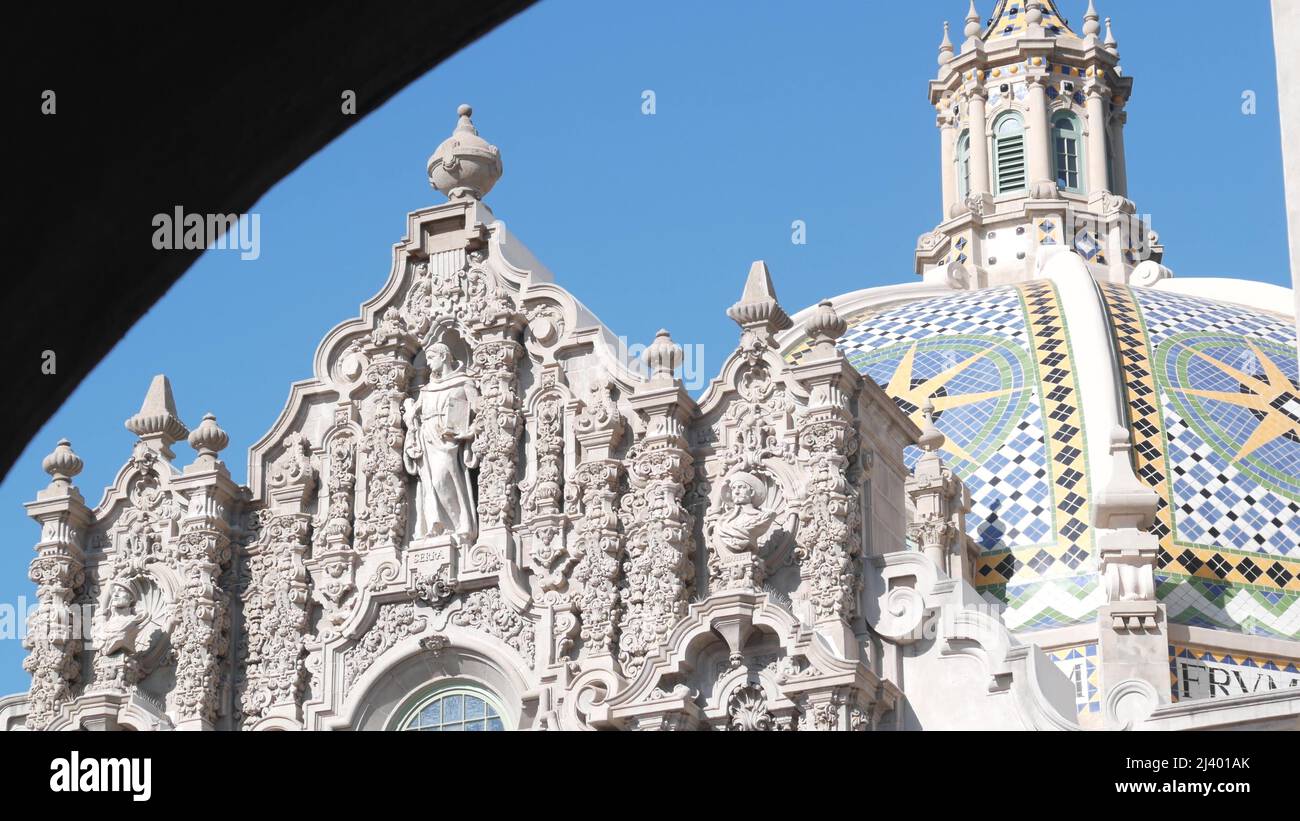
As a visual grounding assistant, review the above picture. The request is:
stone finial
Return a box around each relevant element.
[1093,426,1159,531]
[916,400,946,454]
[42,438,83,486]
[937,22,954,65]
[1104,17,1117,48]
[726,261,792,345]
[1026,2,1043,26]
[427,104,503,201]
[963,0,981,40]
[644,329,683,384]
[1083,0,1101,38]
[805,300,846,357]
[188,413,229,462]
[125,374,189,460]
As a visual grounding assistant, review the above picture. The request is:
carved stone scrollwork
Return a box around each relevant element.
[239,512,311,726]
[795,418,862,622]
[172,526,233,726]
[470,337,523,531]
[727,683,776,731]
[523,393,565,519]
[343,602,427,695]
[450,588,536,667]
[267,432,314,509]
[523,371,578,657]
[570,461,624,660]
[23,554,85,729]
[323,432,356,548]
[354,318,415,553]
[619,445,694,676]
[409,566,458,607]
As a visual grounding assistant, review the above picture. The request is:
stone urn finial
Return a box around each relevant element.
[644,329,683,384]
[805,299,847,357]
[427,103,503,201]
[42,438,83,486]
[188,413,229,462]
[917,400,947,454]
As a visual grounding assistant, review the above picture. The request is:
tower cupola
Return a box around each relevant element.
[919,1,1166,289]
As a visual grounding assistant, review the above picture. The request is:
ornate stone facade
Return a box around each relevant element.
[7,6,1298,732]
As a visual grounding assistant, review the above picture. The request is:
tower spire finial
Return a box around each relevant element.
[964,0,981,40]
[1083,0,1101,38]
[1104,16,1117,48]
[938,21,954,65]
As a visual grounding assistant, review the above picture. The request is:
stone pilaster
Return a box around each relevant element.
[618,331,697,678]
[790,302,863,657]
[354,309,417,554]
[469,322,524,536]
[22,439,92,729]
[241,430,314,727]
[1084,80,1112,200]
[170,415,240,730]
[1026,71,1057,198]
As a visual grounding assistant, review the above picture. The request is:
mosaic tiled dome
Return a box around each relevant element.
[787,277,1300,640]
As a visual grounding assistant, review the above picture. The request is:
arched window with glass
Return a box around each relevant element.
[955,129,971,202]
[1052,111,1084,194]
[394,683,510,731]
[992,112,1026,195]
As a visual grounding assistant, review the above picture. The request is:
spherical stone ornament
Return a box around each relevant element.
[427,104,503,201]
[42,438,83,483]
[189,412,229,459]
[644,329,683,383]
[806,300,847,349]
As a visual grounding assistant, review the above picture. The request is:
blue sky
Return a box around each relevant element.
[0,0,1287,696]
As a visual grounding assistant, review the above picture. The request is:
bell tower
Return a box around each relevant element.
[918,1,1168,289]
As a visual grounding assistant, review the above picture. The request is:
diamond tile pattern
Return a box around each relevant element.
[794,283,1097,631]
[1104,284,1300,639]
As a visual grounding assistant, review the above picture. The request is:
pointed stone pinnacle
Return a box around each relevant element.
[938,22,954,65]
[728,261,792,338]
[1083,0,1101,37]
[125,374,189,459]
[964,0,981,40]
[741,260,776,303]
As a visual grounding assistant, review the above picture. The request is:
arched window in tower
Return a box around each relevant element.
[993,112,1026,195]
[393,683,509,731]
[955,130,971,202]
[1052,111,1084,194]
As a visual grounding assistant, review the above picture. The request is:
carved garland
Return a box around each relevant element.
[239,512,311,725]
[171,526,233,725]
[795,419,862,622]
[618,445,694,677]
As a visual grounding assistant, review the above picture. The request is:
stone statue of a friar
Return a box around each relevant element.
[403,342,479,544]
